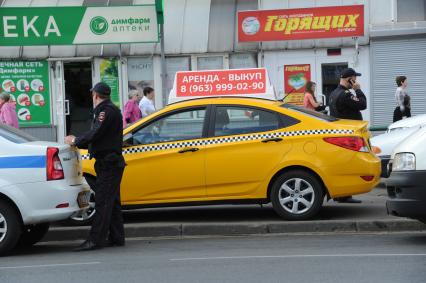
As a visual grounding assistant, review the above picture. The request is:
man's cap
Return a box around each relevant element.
[341,68,362,78]
[90,82,111,96]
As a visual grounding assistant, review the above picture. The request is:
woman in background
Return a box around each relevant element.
[393,76,411,122]
[123,90,142,128]
[0,92,19,128]
[303,81,322,111]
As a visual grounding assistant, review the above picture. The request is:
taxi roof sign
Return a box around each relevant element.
[168,68,278,104]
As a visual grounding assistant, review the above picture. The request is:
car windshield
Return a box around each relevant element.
[280,103,338,122]
[0,124,37,144]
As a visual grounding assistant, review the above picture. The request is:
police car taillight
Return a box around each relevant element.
[47,147,64,181]
[323,136,369,152]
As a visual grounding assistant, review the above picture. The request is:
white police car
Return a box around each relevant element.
[0,124,90,255]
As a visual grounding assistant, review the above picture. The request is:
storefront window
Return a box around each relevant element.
[230,53,257,69]
[165,56,191,103]
[127,57,154,99]
[196,56,224,70]
[397,0,426,22]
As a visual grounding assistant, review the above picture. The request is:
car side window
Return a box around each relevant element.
[127,108,206,146]
[213,106,280,137]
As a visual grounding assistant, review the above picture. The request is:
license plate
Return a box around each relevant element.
[77,191,90,208]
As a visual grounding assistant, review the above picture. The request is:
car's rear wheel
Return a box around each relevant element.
[67,176,96,226]
[17,223,50,247]
[271,170,324,220]
[0,199,22,255]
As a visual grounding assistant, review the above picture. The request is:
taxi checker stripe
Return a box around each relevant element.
[80,129,354,160]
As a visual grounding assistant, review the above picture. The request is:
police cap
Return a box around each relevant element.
[90,82,111,96]
[341,68,362,78]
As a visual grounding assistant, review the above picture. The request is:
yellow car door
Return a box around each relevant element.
[120,107,208,204]
[205,105,297,199]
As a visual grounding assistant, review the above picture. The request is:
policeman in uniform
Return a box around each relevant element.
[329,68,366,204]
[65,82,125,251]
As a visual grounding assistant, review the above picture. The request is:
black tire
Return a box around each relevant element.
[0,199,22,256]
[271,170,324,221]
[66,175,96,226]
[17,223,50,247]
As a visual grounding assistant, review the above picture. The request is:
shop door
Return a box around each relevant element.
[319,63,348,105]
[63,62,93,137]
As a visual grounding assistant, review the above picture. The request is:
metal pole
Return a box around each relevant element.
[160,23,167,107]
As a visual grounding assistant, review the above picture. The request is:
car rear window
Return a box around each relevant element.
[0,124,37,144]
[280,103,338,122]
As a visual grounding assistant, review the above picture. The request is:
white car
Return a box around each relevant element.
[386,126,426,223]
[386,114,426,132]
[0,124,90,255]
[370,115,426,177]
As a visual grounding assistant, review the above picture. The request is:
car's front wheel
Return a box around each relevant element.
[271,170,324,220]
[0,199,22,255]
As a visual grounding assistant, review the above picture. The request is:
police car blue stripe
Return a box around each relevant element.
[0,156,46,169]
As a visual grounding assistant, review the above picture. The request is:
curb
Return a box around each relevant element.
[43,219,426,242]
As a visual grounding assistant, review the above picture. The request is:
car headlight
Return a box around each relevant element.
[392,153,416,171]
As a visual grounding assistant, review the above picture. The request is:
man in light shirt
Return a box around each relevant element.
[139,87,156,118]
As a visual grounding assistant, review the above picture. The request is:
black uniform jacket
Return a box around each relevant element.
[329,84,367,121]
[75,99,123,158]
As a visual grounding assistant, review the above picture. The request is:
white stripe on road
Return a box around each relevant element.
[170,253,426,261]
[0,261,101,270]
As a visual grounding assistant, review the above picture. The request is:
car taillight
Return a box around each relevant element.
[323,136,369,152]
[47,147,64,181]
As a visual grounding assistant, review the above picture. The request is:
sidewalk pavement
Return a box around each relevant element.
[43,188,426,242]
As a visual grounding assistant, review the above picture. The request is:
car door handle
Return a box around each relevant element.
[178,147,200,154]
[261,138,283,143]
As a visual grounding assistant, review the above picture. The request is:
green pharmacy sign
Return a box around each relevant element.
[0,61,51,127]
[0,5,159,46]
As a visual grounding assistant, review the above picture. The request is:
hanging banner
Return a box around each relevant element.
[0,61,51,127]
[99,58,120,108]
[238,5,364,42]
[283,64,311,106]
[0,5,158,46]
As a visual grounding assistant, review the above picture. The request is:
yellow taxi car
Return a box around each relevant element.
[77,97,380,223]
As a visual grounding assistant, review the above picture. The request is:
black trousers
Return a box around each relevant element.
[90,154,125,246]
[393,106,411,122]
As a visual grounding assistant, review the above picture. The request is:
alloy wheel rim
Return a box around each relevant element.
[0,213,7,242]
[278,178,315,215]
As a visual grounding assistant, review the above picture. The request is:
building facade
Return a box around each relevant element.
[0,0,425,142]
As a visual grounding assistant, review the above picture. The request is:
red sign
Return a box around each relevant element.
[283,64,311,106]
[176,69,266,97]
[238,5,364,42]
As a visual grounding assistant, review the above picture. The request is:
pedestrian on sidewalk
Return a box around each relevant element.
[139,86,156,118]
[329,68,366,204]
[0,92,19,129]
[123,89,142,128]
[65,82,126,251]
[393,76,411,122]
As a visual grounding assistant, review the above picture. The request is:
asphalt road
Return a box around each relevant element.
[120,187,393,224]
[1,232,425,283]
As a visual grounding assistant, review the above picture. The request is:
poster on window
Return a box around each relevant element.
[0,61,51,127]
[99,58,120,107]
[127,58,154,100]
[283,64,311,106]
